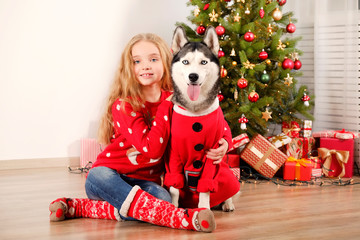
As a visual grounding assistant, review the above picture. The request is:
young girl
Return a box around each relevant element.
[49,33,228,233]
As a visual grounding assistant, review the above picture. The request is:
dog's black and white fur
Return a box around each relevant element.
[168,26,235,211]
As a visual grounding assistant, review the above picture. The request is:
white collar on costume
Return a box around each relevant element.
[173,98,219,117]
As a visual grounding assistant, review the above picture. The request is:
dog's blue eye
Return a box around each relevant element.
[182,60,189,65]
[201,60,208,65]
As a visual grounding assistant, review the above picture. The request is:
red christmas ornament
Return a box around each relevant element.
[218,49,225,58]
[294,59,302,70]
[238,114,248,130]
[286,23,296,33]
[302,93,310,107]
[248,90,259,102]
[217,94,224,102]
[282,58,294,70]
[278,0,287,6]
[196,25,206,35]
[237,78,248,89]
[216,25,225,36]
[259,49,268,60]
[244,31,255,42]
[259,7,265,19]
[203,3,209,10]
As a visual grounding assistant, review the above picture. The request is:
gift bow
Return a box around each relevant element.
[318,148,349,178]
[283,123,301,135]
[287,157,311,167]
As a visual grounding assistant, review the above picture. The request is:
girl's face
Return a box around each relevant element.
[132,40,164,88]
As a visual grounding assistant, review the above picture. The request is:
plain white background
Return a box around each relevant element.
[0,0,190,161]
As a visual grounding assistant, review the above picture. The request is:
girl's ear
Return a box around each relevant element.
[171,26,188,54]
[203,26,220,56]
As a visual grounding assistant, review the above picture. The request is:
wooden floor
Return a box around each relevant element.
[1,167,360,240]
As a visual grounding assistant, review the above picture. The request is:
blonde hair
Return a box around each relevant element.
[98,33,173,145]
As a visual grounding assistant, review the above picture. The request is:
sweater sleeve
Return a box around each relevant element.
[112,99,173,160]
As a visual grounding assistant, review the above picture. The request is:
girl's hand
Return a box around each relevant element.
[206,138,229,164]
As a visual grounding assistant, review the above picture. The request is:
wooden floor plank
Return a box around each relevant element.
[0,167,359,240]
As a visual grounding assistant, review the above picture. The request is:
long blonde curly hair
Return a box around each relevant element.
[98,33,173,145]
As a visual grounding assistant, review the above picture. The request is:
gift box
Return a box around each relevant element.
[300,120,312,138]
[229,133,249,151]
[240,134,288,178]
[268,133,292,148]
[282,121,301,138]
[318,138,353,178]
[283,157,312,181]
[313,129,359,139]
[224,154,240,180]
[311,168,322,178]
[286,137,315,159]
[80,138,103,168]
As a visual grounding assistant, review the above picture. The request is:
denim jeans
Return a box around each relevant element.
[85,166,171,221]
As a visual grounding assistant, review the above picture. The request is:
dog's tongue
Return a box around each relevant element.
[187,84,200,101]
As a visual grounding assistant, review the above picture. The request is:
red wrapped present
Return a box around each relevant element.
[282,121,301,138]
[286,137,315,159]
[318,138,353,178]
[224,154,240,180]
[268,133,292,148]
[283,157,312,181]
[313,129,359,139]
[229,133,249,151]
[81,138,103,168]
[240,134,288,178]
[300,120,312,138]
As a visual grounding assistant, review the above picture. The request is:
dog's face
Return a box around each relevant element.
[171,26,220,112]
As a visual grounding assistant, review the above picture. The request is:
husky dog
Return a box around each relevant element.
[164,26,240,211]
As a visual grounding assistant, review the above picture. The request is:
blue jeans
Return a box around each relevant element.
[85,166,171,221]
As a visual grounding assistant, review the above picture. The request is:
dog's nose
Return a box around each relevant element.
[189,73,199,82]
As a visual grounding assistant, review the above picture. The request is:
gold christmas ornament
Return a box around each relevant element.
[234,13,241,22]
[243,60,255,69]
[267,24,273,34]
[232,61,237,66]
[262,108,272,121]
[265,59,271,65]
[234,88,238,100]
[209,9,219,22]
[284,73,293,86]
[194,7,200,17]
[277,40,286,50]
[272,8,282,21]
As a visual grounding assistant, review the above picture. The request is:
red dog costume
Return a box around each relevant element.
[164,99,240,208]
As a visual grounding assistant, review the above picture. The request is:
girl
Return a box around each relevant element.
[49,33,228,232]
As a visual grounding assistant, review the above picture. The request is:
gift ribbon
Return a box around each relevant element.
[270,134,288,147]
[318,148,349,178]
[287,157,311,180]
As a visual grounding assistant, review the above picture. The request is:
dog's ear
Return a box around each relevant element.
[171,26,188,54]
[203,26,220,56]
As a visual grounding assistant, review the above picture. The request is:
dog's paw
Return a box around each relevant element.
[221,201,235,212]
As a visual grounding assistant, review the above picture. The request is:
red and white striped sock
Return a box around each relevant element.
[49,198,120,221]
[120,186,216,232]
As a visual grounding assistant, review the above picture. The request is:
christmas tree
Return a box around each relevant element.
[177,0,314,137]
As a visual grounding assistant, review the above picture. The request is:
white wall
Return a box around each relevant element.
[0,0,189,161]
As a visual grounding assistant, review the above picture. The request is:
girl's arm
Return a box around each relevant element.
[112,99,173,160]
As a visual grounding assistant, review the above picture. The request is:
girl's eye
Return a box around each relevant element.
[182,60,189,65]
[201,60,208,65]
[134,60,140,64]
[151,58,158,62]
